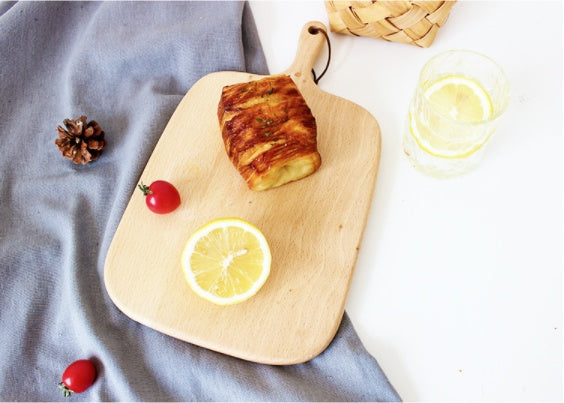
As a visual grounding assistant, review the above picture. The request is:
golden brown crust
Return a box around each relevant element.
[218,75,321,191]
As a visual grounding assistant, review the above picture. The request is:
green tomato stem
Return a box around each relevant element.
[137,182,152,196]
[58,382,72,398]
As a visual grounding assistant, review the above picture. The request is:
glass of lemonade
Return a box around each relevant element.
[403,50,510,177]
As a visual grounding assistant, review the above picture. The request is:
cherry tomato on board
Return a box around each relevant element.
[138,180,181,214]
[58,359,97,397]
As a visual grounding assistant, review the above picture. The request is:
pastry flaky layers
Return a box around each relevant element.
[217,74,321,191]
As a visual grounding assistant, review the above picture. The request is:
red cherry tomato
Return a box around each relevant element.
[138,180,181,214]
[59,359,97,397]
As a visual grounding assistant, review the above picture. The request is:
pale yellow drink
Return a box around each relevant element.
[403,50,510,177]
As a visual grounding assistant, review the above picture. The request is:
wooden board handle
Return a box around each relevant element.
[286,21,328,81]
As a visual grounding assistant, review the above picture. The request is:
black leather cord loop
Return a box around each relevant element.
[308,26,331,85]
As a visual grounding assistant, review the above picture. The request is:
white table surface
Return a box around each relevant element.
[249,1,562,401]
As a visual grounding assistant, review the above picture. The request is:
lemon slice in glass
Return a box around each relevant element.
[410,75,495,159]
[181,217,271,305]
[426,75,493,122]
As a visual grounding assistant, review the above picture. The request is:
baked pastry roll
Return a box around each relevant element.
[217,74,321,191]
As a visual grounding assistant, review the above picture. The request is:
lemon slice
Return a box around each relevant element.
[426,75,493,122]
[181,217,271,305]
[410,75,495,159]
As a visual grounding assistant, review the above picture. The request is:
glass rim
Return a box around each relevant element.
[417,49,511,125]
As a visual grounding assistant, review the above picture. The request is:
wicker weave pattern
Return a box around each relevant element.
[325,1,457,47]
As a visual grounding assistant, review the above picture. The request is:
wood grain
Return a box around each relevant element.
[104,22,381,365]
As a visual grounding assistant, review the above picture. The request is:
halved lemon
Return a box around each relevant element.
[181,217,271,305]
[410,75,495,159]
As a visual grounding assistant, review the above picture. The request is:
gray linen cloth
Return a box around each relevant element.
[0,2,400,401]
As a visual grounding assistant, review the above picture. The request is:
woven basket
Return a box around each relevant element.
[325,1,457,48]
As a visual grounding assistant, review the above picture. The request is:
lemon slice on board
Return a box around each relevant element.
[410,75,495,159]
[181,217,271,305]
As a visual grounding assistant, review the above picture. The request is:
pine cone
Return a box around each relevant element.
[55,116,106,165]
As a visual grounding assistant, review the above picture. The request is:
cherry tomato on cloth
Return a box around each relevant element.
[138,180,181,214]
[58,359,97,397]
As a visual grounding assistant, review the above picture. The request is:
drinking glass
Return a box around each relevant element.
[403,50,510,177]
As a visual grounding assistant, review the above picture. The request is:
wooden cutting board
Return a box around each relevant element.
[104,21,381,365]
